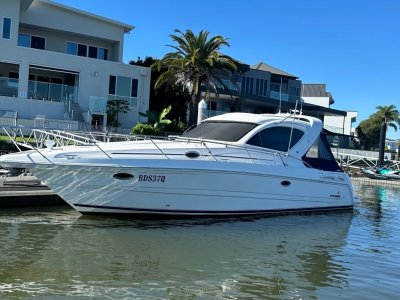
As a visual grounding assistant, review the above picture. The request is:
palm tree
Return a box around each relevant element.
[153,29,239,125]
[372,105,400,165]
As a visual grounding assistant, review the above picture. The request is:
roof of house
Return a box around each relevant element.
[251,62,298,79]
[301,84,335,105]
[23,0,134,33]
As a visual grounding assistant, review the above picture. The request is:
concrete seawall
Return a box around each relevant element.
[351,176,400,187]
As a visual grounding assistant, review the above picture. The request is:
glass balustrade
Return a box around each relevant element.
[89,96,108,113]
[270,90,289,101]
[0,76,18,97]
[107,95,138,109]
[27,80,78,102]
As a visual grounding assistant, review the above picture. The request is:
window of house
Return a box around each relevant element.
[77,44,87,56]
[18,33,30,47]
[2,17,11,39]
[247,127,304,152]
[98,48,108,60]
[66,42,77,55]
[88,46,98,59]
[109,75,139,100]
[109,76,116,95]
[31,36,45,49]
[66,42,108,61]
[8,72,19,79]
[18,34,45,49]
[131,79,138,97]
[256,79,260,96]
[263,80,268,96]
[116,76,131,97]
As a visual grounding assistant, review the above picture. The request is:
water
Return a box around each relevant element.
[0,183,400,299]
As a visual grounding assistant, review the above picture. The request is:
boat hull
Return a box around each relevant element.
[29,164,354,216]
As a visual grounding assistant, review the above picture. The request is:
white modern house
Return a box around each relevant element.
[301,84,357,136]
[0,0,150,131]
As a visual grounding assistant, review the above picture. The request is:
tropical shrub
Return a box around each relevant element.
[132,123,161,136]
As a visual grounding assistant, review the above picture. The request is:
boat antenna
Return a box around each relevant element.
[286,100,298,164]
[278,78,282,114]
[299,84,304,115]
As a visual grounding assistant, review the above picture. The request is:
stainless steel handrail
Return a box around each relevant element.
[0,126,301,166]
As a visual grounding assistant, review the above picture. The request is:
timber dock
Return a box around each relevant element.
[0,176,64,207]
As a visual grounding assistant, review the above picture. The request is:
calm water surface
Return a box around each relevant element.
[0,183,400,299]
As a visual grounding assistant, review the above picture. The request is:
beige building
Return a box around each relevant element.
[0,0,150,131]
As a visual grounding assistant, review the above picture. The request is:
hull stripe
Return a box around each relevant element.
[73,203,354,215]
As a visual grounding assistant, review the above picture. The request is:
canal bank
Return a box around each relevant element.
[350,176,400,187]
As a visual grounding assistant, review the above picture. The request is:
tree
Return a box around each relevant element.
[130,56,190,123]
[139,105,172,130]
[372,105,400,165]
[152,29,239,125]
[106,99,130,127]
[133,105,186,136]
[357,105,400,162]
[357,117,381,150]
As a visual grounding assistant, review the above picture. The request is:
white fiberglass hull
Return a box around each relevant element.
[28,163,354,215]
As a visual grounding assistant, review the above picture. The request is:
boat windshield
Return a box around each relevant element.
[182,121,258,142]
[302,133,343,172]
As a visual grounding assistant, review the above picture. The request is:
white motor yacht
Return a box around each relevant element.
[0,113,357,215]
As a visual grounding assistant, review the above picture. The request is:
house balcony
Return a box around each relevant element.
[0,76,18,98]
[270,90,289,102]
[27,81,79,103]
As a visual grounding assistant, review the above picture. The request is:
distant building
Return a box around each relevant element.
[203,62,356,136]
[301,84,357,135]
[385,138,399,152]
[0,0,150,131]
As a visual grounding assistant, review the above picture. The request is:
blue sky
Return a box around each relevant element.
[56,0,400,138]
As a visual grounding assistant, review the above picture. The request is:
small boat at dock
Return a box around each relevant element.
[0,112,357,216]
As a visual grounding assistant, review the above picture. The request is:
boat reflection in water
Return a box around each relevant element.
[0,208,352,299]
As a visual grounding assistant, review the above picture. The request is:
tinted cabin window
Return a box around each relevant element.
[247,127,304,152]
[302,133,342,172]
[182,122,257,142]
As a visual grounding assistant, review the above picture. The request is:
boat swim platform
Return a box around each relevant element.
[0,176,64,208]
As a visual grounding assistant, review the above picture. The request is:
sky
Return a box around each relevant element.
[56,0,400,138]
